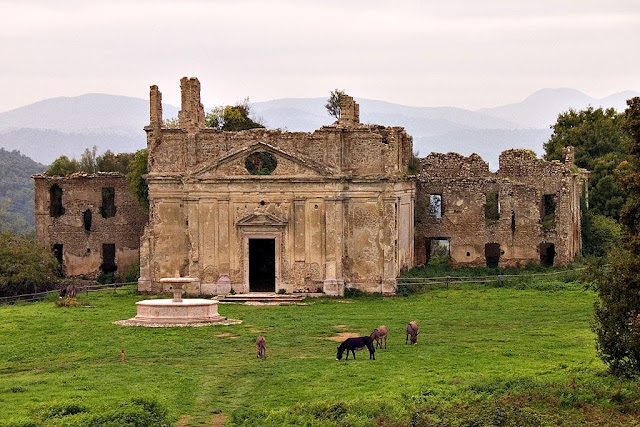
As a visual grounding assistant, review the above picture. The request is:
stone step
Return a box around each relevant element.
[215,293,308,303]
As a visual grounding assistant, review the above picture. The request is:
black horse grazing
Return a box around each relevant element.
[336,336,375,360]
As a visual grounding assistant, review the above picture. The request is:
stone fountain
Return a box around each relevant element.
[116,277,241,327]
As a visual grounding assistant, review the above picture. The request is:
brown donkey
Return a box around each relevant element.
[406,321,419,345]
[256,336,266,358]
[370,325,388,349]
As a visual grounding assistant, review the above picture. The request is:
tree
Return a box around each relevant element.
[205,98,265,131]
[0,232,60,297]
[325,89,346,119]
[590,97,640,376]
[78,146,98,173]
[126,149,149,212]
[544,107,629,220]
[46,155,78,176]
[96,150,134,174]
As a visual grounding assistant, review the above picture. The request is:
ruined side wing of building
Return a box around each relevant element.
[33,173,148,278]
[414,147,587,268]
[138,78,415,296]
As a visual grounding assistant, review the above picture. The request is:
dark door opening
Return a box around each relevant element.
[249,238,276,292]
[101,243,117,273]
[539,243,555,266]
[53,244,63,276]
[485,243,501,268]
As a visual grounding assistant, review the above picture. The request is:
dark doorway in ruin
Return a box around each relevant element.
[485,243,500,268]
[249,238,275,292]
[539,243,555,266]
[53,244,63,275]
[49,184,65,218]
[101,243,117,273]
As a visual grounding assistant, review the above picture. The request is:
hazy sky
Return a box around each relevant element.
[1,0,639,112]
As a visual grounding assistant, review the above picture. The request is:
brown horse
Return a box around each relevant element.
[370,325,388,349]
[406,321,419,345]
[256,336,266,359]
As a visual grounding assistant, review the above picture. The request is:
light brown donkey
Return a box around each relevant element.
[256,336,266,358]
[370,325,388,349]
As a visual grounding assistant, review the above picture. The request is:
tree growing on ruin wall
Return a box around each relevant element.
[205,98,264,131]
[325,89,346,119]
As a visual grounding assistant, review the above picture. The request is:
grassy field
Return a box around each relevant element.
[1,280,639,426]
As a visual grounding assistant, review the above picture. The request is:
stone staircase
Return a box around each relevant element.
[215,292,309,304]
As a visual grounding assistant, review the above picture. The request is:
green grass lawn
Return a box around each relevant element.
[0,282,638,426]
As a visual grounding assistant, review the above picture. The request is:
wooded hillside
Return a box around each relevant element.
[0,148,46,234]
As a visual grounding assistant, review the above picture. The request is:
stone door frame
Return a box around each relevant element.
[241,229,283,293]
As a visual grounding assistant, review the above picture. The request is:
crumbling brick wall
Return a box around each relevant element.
[33,173,148,278]
[414,149,586,267]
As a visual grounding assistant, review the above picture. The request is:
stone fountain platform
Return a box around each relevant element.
[115,277,241,327]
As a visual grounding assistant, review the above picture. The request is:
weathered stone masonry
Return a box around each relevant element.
[414,148,586,267]
[33,173,147,278]
[33,77,587,293]
[139,77,415,296]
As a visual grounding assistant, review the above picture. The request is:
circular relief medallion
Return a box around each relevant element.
[245,151,277,175]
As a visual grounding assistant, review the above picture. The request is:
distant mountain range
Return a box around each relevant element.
[0,88,637,168]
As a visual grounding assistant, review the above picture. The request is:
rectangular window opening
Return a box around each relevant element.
[49,184,65,217]
[101,187,116,218]
[485,189,500,223]
[541,194,556,230]
[429,194,443,218]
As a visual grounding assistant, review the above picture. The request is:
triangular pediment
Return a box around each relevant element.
[192,141,331,178]
[237,211,287,227]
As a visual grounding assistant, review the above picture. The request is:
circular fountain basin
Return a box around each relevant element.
[115,277,241,327]
[134,298,223,323]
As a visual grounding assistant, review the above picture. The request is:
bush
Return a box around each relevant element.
[0,420,37,427]
[396,284,420,297]
[121,259,140,284]
[41,402,87,419]
[582,211,621,257]
[97,271,120,285]
[343,287,365,298]
[55,297,78,308]
[0,232,60,297]
[589,250,640,376]
[33,398,169,427]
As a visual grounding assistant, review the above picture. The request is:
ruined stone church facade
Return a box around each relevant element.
[34,77,586,295]
[138,78,415,296]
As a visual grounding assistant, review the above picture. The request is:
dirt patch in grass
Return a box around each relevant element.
[176,415,191,427]
[327,332,360,342]
[209,414,227,427]
[216,332,235,338]
[334,324,347,328]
